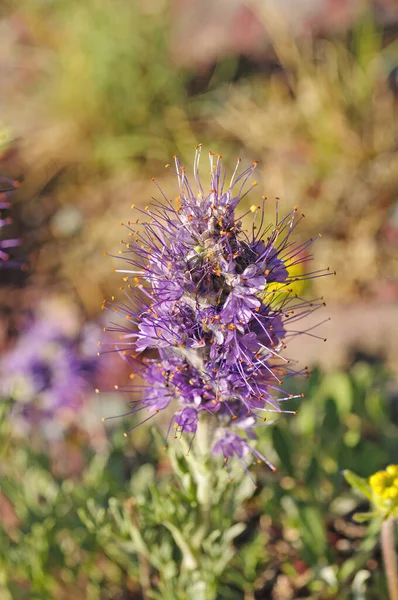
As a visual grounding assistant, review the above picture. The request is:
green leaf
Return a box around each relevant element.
[77,508,95,532]
[344,429,361,448]
[321,372,353,418]
[339,558,361,582]
[222,523,246,544]
[353,512,378,523]
[351,569,371,600]
[343,470,372,500]
[322,397,340,434]
[272,427,293,476]
[297,504,327,559]
[186,580,207,600]
[163,521,197,571]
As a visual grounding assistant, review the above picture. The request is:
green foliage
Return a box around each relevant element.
[249,361,398,597]
[0,405,254,599]
[343,471,372,502]
[0,362,397,598]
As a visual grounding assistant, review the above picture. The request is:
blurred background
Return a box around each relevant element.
[0,1,398,599]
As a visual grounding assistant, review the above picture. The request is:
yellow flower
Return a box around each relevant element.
[369,465,398,518]
[263,258,306,306]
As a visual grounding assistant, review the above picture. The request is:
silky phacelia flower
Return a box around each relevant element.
[0,177,20,268]
[102,147,331,474]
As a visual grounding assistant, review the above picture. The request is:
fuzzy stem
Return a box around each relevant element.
[194,412,214,525]
[381,517,398,600]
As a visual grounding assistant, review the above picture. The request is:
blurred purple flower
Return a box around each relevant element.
[0,177,20,268]
[103,148,331,473]
[0,299,98,424]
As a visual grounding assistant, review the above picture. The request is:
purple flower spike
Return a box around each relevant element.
[103,147,332,474]
[0,177,20,268]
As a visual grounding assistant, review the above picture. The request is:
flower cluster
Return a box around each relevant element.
[0,177,20,268]
[103,148,330,474]
[369,465,398,518]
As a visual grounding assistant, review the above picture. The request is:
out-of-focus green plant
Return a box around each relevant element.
[0,396,257,600]
[80,436,257,600]
[1,363,397,599]
[0,401,141,599]
[250,361,398,598]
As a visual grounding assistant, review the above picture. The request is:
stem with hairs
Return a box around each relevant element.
[194,412,214,529]
[381,517,398,600]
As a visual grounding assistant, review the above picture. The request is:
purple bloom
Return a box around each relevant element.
[0,177,20,268]
[174,407,198,434]
[0,299,98,424]
[103,148,331,473]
